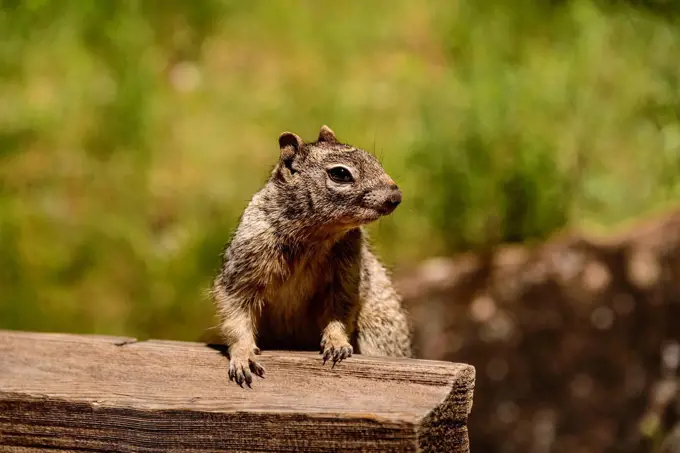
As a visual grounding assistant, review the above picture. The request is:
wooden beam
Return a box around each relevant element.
[0,330,475,452]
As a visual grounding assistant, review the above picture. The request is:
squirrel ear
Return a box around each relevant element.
[278,131,304,160]
[317,125,338,144]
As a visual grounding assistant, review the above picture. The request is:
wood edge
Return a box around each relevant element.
[416,364,476,453]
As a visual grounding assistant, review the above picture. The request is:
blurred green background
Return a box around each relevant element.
[1,0,679,341]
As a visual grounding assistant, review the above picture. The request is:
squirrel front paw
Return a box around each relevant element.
[228,344,265,387]
[320,336,353,367]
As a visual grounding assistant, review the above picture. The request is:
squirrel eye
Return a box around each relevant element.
[327,166,354,183]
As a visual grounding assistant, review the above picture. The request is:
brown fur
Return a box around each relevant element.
[211,125,412,386]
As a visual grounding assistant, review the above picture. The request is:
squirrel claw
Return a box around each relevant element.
[228,351,265,387]
[322,347,334,365]
[322,344,353,368]
[250,360,266,378]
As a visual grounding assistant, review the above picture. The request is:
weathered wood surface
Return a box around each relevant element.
[0,330,475,452]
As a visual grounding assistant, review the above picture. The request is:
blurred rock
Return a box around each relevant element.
[397,210,680,453]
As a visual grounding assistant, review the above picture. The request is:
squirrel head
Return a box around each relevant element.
[272,125,402,235]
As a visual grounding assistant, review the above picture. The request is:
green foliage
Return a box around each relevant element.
[1,0,679,340]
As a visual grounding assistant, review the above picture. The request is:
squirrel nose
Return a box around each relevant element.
[382,186,402,212]
[386,191,402,207]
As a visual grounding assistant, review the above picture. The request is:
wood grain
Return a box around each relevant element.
[0,330,475,452]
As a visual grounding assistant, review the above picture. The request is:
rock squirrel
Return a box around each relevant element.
[211,125,413,387]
